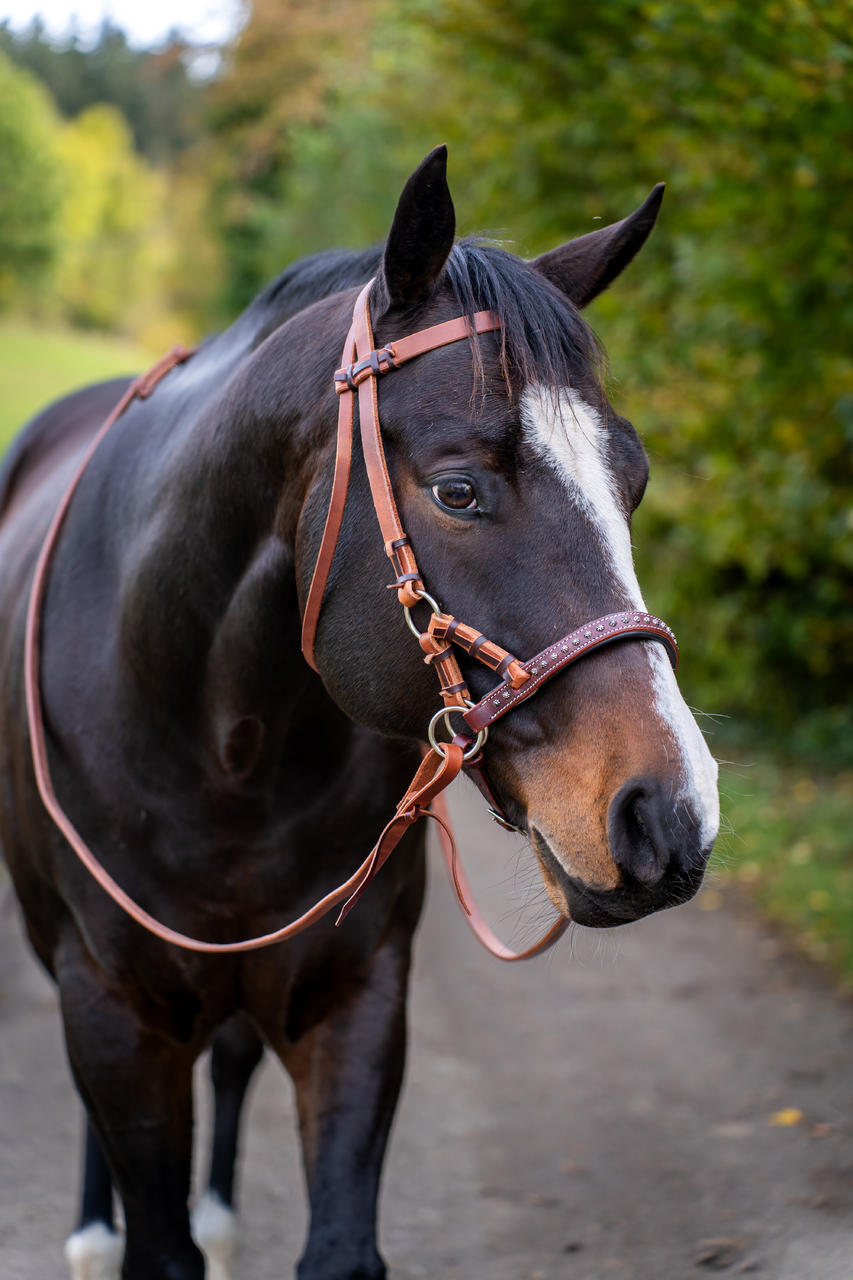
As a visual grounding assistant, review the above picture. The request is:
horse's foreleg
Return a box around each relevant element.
[64,1119,123,1280]
[193,1015,264,1280]
[56,931,205,1280]
[283,930,414,1280]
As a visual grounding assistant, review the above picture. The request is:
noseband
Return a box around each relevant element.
[24,280,678,961]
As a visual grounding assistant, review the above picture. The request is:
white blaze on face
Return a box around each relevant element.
[520,384,720,848]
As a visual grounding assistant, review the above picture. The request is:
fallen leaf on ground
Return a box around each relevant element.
[768,1107,804,1127]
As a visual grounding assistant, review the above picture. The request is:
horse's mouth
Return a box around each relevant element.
[568,867,709,928]
[531,827,709,928]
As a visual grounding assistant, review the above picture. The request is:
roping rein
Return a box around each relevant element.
[24,281,678,959]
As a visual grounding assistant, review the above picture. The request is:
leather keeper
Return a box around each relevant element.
[427,614,528,688]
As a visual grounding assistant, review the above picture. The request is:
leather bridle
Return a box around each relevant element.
[24,279,678,961]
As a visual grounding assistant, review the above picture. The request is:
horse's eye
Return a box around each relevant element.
[431,477,478,513]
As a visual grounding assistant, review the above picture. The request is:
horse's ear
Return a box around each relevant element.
[376,145,456,311]
[532,184,665,308]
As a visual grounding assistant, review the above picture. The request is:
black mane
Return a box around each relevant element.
[248,239,602,394]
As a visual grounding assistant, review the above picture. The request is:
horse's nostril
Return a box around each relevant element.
[608,780,675,888]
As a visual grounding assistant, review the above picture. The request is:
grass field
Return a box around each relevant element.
[1,321,850,988]
[715,756,853,990]
[0,319,149,453]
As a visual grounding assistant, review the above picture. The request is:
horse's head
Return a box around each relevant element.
[297,147,719,928]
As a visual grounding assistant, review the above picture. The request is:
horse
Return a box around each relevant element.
[0,146,719,1280]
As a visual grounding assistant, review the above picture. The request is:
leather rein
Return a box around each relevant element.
[24,281,678,960]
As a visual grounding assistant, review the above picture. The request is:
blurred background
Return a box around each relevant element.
[0,0,850,982]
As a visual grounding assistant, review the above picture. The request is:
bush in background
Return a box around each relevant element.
[0,50,62,305]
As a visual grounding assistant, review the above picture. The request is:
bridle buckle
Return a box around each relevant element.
[487,806,523,834]
[334,345,398,394]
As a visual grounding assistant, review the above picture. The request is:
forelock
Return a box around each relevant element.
[443,240,604,395]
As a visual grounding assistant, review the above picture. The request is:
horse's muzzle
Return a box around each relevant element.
[561,860,709,927]
[532,778,714,927]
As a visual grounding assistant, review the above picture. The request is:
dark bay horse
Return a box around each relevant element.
[0,147,719,1279]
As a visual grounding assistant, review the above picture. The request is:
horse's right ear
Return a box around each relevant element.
[375,146,456,313]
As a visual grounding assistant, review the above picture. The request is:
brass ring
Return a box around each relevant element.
[403,588,442,639]
[427,702,488,761]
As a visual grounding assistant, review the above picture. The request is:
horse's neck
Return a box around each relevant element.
[220,245,383,357]
[115,302,358,792]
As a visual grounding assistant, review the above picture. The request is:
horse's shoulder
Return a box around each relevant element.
[0,377,134,523]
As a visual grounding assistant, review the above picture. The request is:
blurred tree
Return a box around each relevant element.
[0,30,222,343]
[53,104,178,339]
[207,0,374,312]
[0,18,207,163]
[0,49,62,306]
[1,2,849,755]
[206,0,852,756]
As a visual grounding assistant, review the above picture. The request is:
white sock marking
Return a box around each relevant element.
[192,1190,238,1280]
[64,1223,122,1280]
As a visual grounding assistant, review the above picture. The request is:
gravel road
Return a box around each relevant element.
[2,779,852,1279]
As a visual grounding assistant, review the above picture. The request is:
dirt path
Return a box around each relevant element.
[1,781,852,1280]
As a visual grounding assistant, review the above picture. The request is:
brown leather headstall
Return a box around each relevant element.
[300,280,680,960]
[24,282,680,964]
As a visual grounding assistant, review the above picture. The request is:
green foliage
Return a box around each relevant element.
[0,50,62,304]
[1,2,849,761]
[0,37,219,345]
[53,104,169,333]
[716,756,853,987]
[0,19,207,163]
[205,0,370,316]
[208,0,853,758]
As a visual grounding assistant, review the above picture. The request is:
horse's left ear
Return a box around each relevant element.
[376,145,456,312]
[532,184,665,308]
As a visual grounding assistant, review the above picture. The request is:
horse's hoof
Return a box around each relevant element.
[64,1222,123,1280]
[192,1191,238,1280]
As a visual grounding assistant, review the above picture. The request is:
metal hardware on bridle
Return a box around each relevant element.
[427,704,487,761]
[23,279,680,963]
[403,587,442,640]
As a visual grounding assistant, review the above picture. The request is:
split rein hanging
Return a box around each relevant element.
[24,281,679,960]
